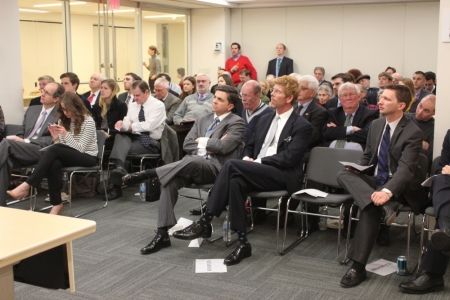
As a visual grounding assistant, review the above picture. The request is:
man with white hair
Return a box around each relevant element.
[82,72,105,106]
[154,77,181,125]
[173,74,214,125]
[323,82,379,151]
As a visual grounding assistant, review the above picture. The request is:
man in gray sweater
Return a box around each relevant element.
[173,73,214,125]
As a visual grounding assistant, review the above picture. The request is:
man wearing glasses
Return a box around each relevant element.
[0,82,64,206]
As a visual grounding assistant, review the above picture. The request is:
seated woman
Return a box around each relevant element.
[317,85,333,107]
[399,77,415,112]
[7,93,98,215]
[259,80,270,105]
[92,79,127,151]
[179,76,196,101]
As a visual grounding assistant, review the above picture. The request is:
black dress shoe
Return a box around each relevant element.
[109,167,128,186]
[376,224,390,246]
[190,203,206,215]
[172,222,212,240]
[382,201,400,225]
[123,171,150,186]
[106,187,122,200]
[431,229,450,255]
[340,268,367,288]
[224,243,252,266]
[399,272,444,294]
[140,233,171,254]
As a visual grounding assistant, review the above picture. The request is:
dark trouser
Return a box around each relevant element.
[149,77,156,93]
[206,159,287,233]
[109,134,160,168]
[421,175,450,275]
[26,144,97,205]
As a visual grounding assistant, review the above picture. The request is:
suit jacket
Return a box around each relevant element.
[322,105,379,149]
[409,88,431,113]
[29,96,42,107]
[16,105,58,148]
[266,57,294,77]
[436,129,450,175]
[82,91,101,106]
[243,110,313,195]
[161,93,181,125]
[117,92,128,103]
[92,96,128,131]
[77,93,93,114]
[183,112,245,172]
[359,115,424,214]
[325,97,339,110]
[293,100,327,149]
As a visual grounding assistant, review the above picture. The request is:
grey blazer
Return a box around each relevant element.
[163,93,181,125]
[360,115,424,213]
[17,105,58,148]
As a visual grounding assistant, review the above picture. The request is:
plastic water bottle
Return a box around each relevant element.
[223,215,231,242]
[139,183,146,201]
[319,206,328,230]
[62,172,69,195]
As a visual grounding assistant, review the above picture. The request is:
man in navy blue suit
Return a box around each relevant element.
[172,76,312,266]
[266,44,294,78]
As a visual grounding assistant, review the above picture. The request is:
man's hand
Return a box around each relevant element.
[115,120,123,130]
[220,134,227,140]
[243,157,254,162]
[7,136,24,143]
[327,122,337,127]
[442,165,450,175]
[352,126,361,132]
[150,75,156,80]
[422,141,430,150]
[195,138,200,143]
[231,65,239,73]
[371,191,390,206]
[143,62,147,67]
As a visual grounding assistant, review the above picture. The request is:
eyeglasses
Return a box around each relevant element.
[340,93,358,98]
[60,107,69,112]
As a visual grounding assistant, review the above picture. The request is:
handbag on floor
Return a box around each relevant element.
[146,178,161,202]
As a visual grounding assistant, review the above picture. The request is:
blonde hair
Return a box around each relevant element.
[99,79,120,118]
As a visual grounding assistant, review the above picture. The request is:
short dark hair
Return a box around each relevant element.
[131,80,149,93]
[414,71,426,78]
[177,68,185,77]
[378,72,393,81]
[385,66,396,73]
[156,73,171,83]
[60,72,80,90]
[231,42,241,50]
[424,71,436,82]
[125,72,141,81]
[215,85,239,107]
[385,84,412,112]
[331,73,351,83]
[239,69,251,77]
[52,83,65,98]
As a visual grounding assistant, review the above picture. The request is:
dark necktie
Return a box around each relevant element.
[138,105,152,148]
[334,114,352,149]
[295,105,303,115]
[376,124,391,188]
[206,117,220,135]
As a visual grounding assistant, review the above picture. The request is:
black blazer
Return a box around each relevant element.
[29,96,42,107]
[243,110,313,195]
[77,93,93,114]
[266,57,294,77]
[293,100,328,149]
[82,90,100,106]
[117,92,129,103]
[366,87,379,106]
[325,97,339,110]
[92,96,128,132]
[322,105,379,149]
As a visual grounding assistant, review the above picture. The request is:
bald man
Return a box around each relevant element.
[82,72,105,106]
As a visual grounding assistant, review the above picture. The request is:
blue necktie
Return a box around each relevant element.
[276,58,281,77]
[206,117,220,135]
[376,124,391,188]
[138,105,152,148]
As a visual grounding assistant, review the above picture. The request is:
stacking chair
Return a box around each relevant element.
[281,147,363,257]
[61,130,108,218]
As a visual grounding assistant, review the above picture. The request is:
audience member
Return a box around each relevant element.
[92,79,128,151]
[176,67,185,84]
[392,72,402,84]
[325,73,352,109]
[317,85,333,107]
[378,72,393,90]
[385,66,396,74]
[337,84,424,288]
[410,71,431,113]
[143,45,161,93]
[323,83,378,150]
[115,85,245,255]
[118,72,141,106]
[266,74,275,98]
[60,72,92,113]
[259,80,270,105]
[210,68,226,95]
[410,94,435,167]
[266,43,294,77]
[171,75,312,266]
[424,71,437,95]
[82,72,105,106]
[225,42,257,86]
[314,67,333,90]
[237,69,252,92]
[356,74,379,106]
[156,73,181,97]
[107,80,166,200]
[29,75,55,106]
[154,78,181,125]
[179,76,197,101]
[7,92,97,215]
[399,77,415,112]
[347,69,362,83]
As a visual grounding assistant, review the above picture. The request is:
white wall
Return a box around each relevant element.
[168,23,186,83]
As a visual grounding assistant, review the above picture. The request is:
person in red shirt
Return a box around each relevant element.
[225,43,257,86]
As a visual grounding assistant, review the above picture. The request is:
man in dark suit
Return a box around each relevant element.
[82,72,104,107]
[424,71,437,95]
[323,83,378,151]
[266,43,294,78]
[325,73,352,109]
[410,71,431,113]
[172,76,313,266]
[314,67,332,91]
[400,129,450,294]
[337,85,424,288]
[60,72,92,114]
[154,77,181,125]
[118,73,141,106]
[116,85,245,254]
[0,82,64,206]
[356,74,379,106]
[29,75,55,107]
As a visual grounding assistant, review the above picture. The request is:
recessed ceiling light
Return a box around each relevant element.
[19,8,48,13]
[34,1,86,8]
[197,0,229,5]
[144,14,185,19]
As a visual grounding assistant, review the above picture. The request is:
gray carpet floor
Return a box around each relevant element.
[9,186,450,300]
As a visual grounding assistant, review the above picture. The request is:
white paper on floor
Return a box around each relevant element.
[188,238,203,247]
[195,259,227,273]
[168,217,194,235]
[365,259,397,276]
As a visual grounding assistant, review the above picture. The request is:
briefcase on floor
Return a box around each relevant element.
[146,178,161,202]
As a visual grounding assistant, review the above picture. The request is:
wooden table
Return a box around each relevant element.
[0,207,96,299]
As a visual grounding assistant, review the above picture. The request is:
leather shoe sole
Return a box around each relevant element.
[224,243,252,266]
[140,234,171,255]
[399,272,444,294]
[340,268,366,288]
[123,171,150,186]
[172,222,212,240]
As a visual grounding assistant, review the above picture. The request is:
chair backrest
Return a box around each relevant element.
[306,147,363,188]
[431,156,441,175]
[160,123,179,163]
[5,124,22,136]
[96,130,107,164]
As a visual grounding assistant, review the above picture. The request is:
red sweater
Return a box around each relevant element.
[225,55,257,86]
